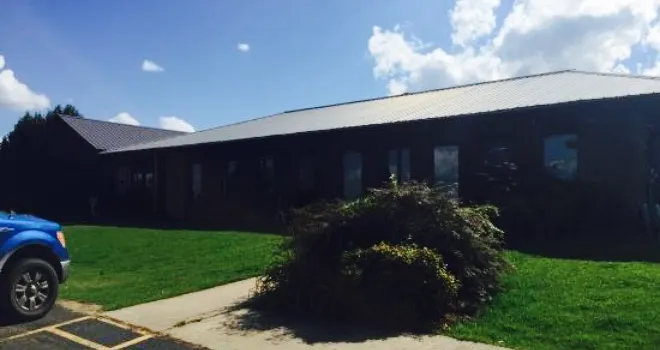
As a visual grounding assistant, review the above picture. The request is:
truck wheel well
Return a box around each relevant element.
[2,245,62,281]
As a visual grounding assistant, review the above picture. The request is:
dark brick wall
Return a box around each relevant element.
[101,94,660,234]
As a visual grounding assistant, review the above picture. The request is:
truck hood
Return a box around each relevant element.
[0,212,61,232]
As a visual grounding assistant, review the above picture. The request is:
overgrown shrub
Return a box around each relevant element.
[254,180,509,332]
[341,242,459,330]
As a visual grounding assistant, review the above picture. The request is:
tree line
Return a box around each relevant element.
[0,105,84,218]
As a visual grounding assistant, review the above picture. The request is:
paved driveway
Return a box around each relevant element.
[0,305,206,349]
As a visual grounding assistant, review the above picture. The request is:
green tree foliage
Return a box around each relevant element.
[253,180,509,332]
[0,105,83,215]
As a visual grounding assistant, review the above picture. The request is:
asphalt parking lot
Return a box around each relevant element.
[0,305,205,349]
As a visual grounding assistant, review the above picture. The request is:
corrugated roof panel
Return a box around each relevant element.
[104,71,660,154]
[58,114,186,151]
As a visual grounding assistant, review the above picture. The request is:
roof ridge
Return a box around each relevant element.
[104,68,660,154]
[191,112,284,134]
[282,69,577,114]
[104,69,580,153]
[57,114,186,133]
[102,112,287,153]
[570,69,660,81]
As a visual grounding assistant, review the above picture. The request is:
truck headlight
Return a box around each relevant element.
[57,231,66,248]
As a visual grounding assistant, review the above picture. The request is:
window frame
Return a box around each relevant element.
[145,173,154,188]
[259,156,275,192]
[433,145,460,194]
[543,133,578,181]
[116,166,131,195]
[343,151,363,200]
[222,160,237,196]
[388,148,411,183]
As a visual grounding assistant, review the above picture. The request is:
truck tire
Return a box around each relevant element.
[0,258,59,322]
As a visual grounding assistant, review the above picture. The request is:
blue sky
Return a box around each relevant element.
[2,0,660,137]
[0,0,455,135]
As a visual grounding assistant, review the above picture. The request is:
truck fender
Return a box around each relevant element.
[0,230,59,273]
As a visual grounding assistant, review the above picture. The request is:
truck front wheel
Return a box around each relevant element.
[0,258,59,322]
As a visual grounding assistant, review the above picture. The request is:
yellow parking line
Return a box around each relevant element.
[1,316,92,342]
[110,334,154,349]
[0,328,47,343]
[1,315,156,349]
[47,328,109,349]
[96,316,148,332]
[94,316,132,330]
[96,315,153,335]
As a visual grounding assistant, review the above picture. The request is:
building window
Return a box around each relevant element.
[343,151,362,200]
[145,173,154,188]
[483,145,514,169]
[133,172,144,186]
[261,157,274,175]
[434,146,459,193]
[476,144,519,200]
[258,156,275,193]
[299,156,315,191]
[261,156,275,181]
[116,166,130,195]
[192,163,202,199]
[544,134,578,180]
[228,160,237,176]
[223,160,237,196]
[388,148,411,182]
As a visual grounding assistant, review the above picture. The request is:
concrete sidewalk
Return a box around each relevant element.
[105,278,256,332]
[105,278,510,350]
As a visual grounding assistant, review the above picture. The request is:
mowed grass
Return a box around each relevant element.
[59,226,284,310]
[449,251,660,350]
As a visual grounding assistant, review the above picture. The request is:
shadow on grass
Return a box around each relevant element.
[220,298,411,344]
[511,234,660,263]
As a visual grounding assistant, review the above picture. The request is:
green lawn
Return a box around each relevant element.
[59,226,284,310]
[449,250,660,350]
[58,226,660,348]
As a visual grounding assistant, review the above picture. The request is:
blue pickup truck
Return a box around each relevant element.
[0,212,70,321]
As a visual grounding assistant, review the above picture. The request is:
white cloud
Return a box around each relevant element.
[109,112,140,126]
[368,0,660,95]
[141,59,164,72]
[644,61,660,76]
[387,79,409,96]
[158,116,195,132]
[108,113,194,132]
[237,43,250,52]
[642,20,660,75]
[0,55,51,111]
[450,0,502,47]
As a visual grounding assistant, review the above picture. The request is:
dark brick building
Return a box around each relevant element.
[102,70,660,236]
[37,115,184,220]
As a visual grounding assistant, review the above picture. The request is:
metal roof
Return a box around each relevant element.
[104,70,660,154]
[58,114,186,151]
